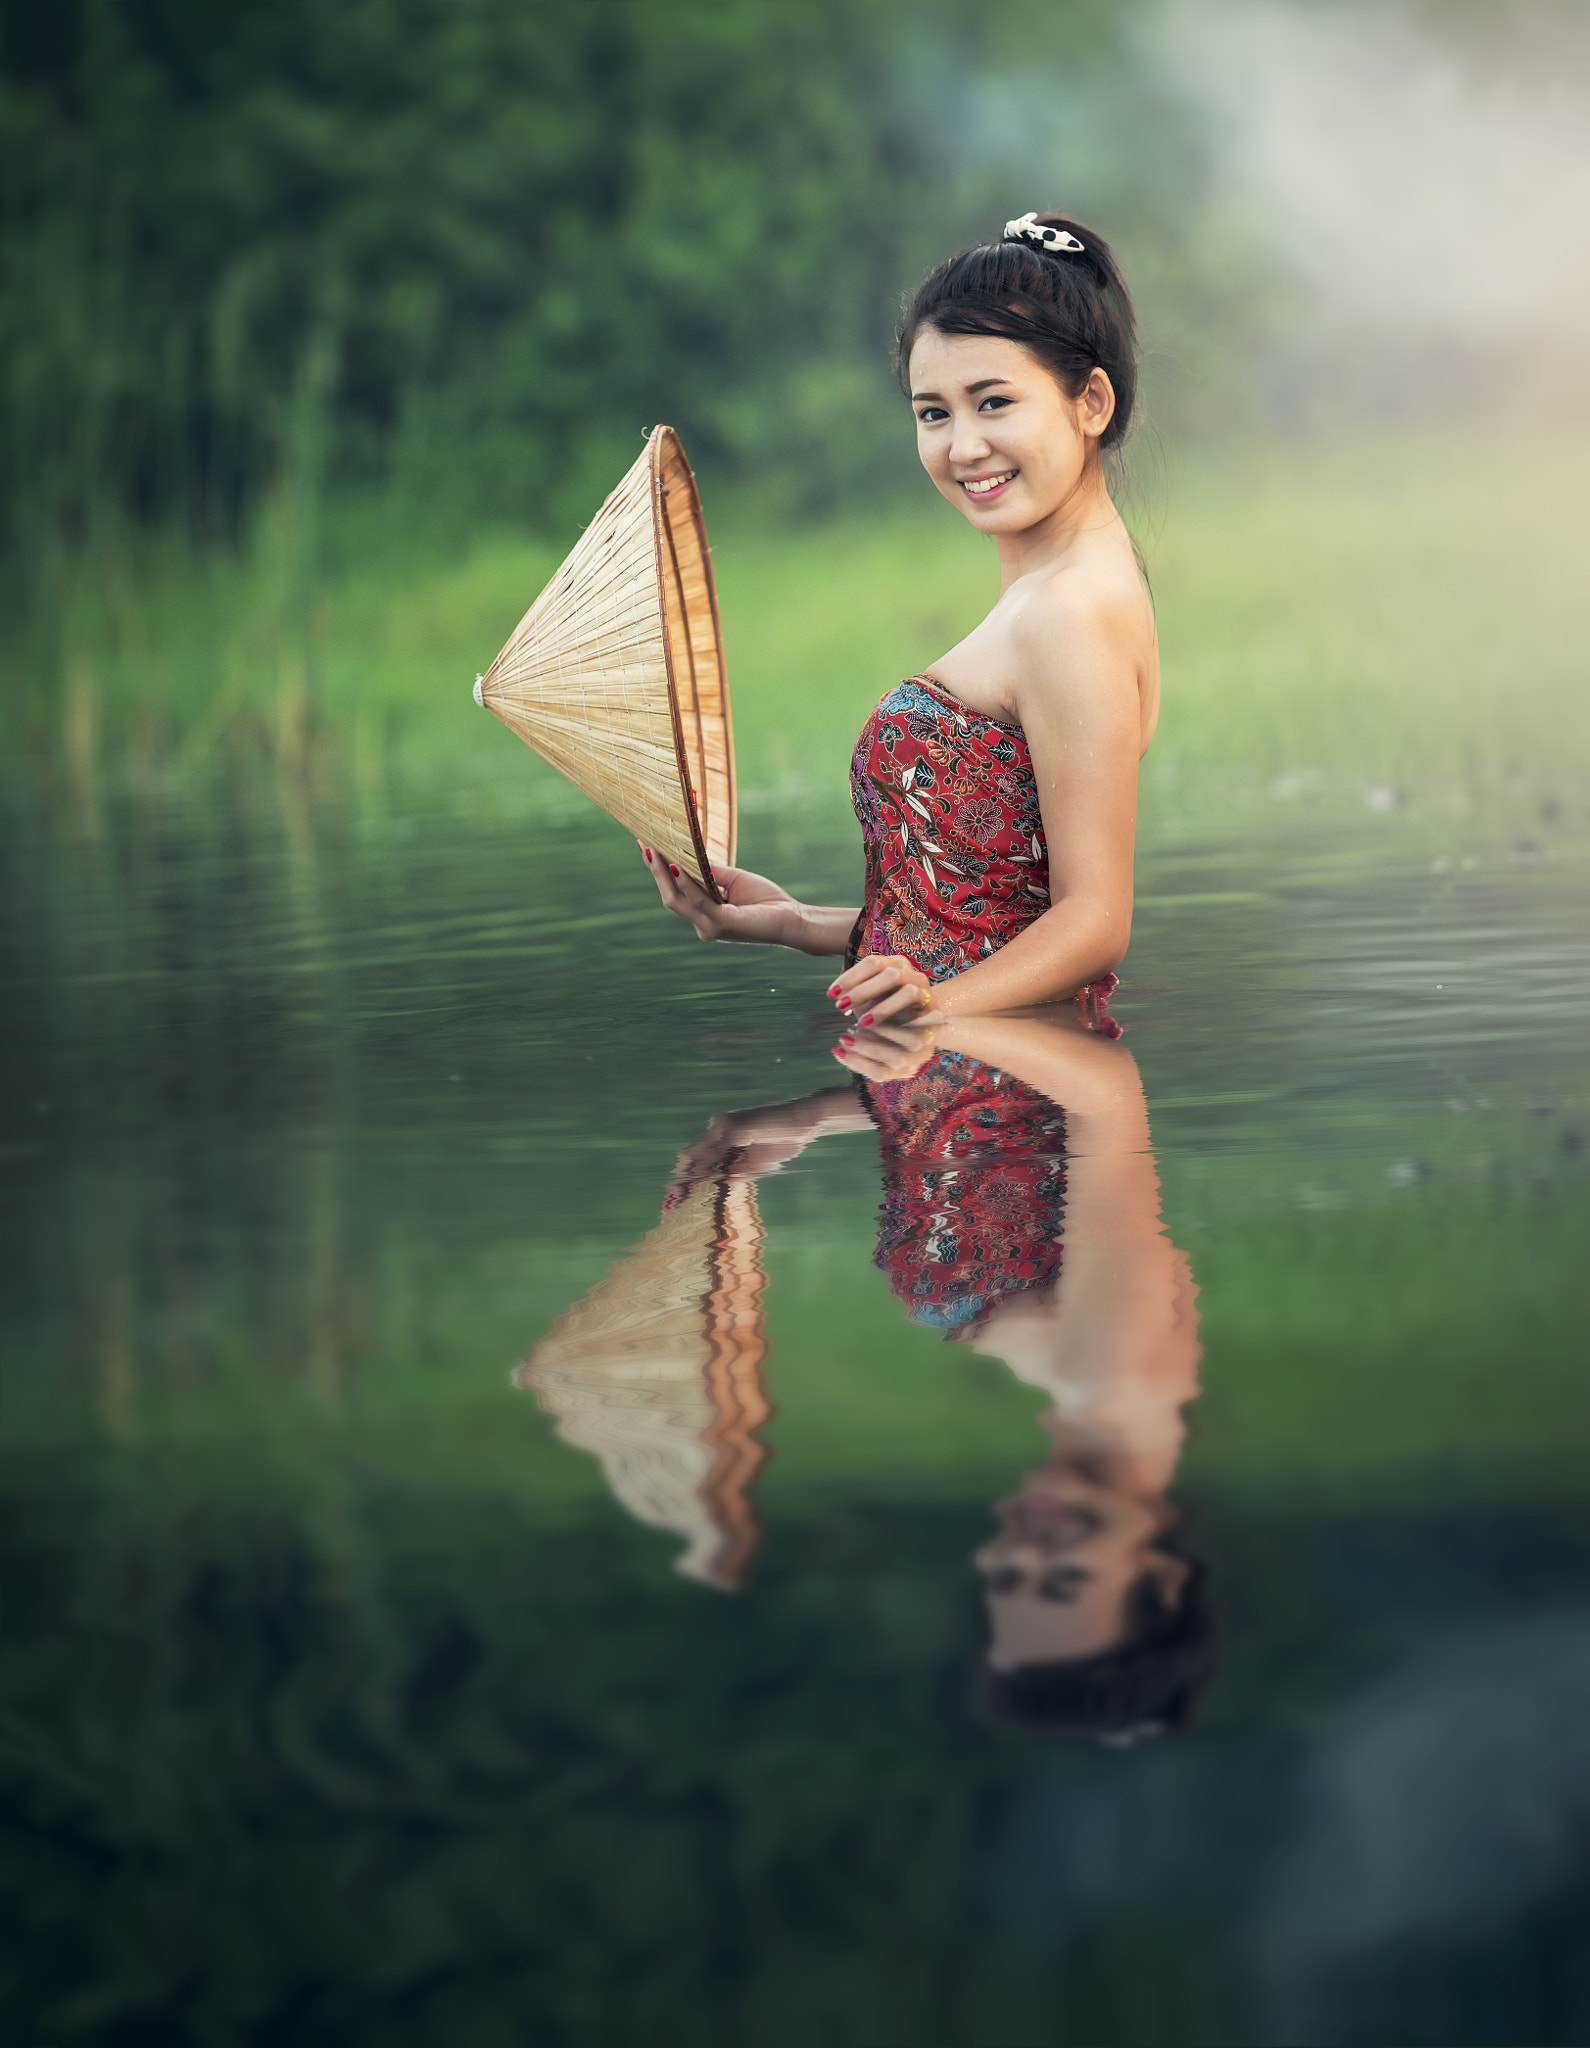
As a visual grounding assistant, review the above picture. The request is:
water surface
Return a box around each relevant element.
[3,783,1588,2047]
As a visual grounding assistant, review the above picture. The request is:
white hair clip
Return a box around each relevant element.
[1003,211,1085,256]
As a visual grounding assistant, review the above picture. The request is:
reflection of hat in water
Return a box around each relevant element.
[515,1179,773,1589]
[474,425,736,899]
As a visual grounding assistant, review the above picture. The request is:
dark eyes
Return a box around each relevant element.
[1038,1565,1092,1602]
[915,396,1014,424]
[983,1563,1094,1601]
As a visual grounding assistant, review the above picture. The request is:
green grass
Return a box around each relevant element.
[15,423,1587,828]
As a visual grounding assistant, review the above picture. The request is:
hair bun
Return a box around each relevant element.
[1003,211,1085,257]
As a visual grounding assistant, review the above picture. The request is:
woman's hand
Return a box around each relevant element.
[831,1014,943,1085]
[664,1091,867,1207]
[826,954,944,1030]
[640,844,797,946]
[664,1110,762,1205]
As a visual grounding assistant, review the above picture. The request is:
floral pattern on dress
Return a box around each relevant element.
[847,675,1122,1022]
[859,1049,1067,1335]
[848,677,1048,986]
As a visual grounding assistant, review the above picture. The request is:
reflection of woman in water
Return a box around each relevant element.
[638,212,1155,1037]
[852,1011,1208,1741]
[520,1008,1213,1743]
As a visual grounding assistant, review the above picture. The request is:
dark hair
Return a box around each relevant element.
[983,1556,1216,1745]
[896,215,1139,453]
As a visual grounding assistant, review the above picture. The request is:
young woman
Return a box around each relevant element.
[519,1005,1212,1743]
[641,210,1157,1045]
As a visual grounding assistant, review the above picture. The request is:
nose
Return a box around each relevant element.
[947,414,994,469]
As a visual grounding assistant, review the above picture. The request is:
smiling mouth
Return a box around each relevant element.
[960,470,1017,497]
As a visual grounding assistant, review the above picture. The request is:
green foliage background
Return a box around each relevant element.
[0,0,1213,558]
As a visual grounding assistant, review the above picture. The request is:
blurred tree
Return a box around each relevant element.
[0,0,1164,560]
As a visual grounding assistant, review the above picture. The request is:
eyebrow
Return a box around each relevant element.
[909,376,1015,402]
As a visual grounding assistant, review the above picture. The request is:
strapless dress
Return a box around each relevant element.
[859,1048,1067,1336]
[847,674,1118,1015]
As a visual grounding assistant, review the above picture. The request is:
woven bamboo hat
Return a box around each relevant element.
[514,1178,773,1589]
[474,425,735,900]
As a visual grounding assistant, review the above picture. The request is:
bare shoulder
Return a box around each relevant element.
[1008,551,1155,711]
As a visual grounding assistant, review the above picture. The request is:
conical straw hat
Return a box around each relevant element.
[514,1178,773,1589]
[474,425,736,899]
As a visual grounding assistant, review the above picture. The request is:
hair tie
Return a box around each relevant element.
[1003,211,1085,256]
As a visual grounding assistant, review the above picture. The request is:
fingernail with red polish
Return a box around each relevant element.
[858,1013,874,1027]
[839,1034,854,1047]
[668,863,680,877]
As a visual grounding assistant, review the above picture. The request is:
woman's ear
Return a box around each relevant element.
[1080,368,1116,441]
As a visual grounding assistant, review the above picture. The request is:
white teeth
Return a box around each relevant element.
[963,471,1015,495]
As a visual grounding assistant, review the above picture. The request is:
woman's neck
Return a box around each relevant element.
[995,456,1120,594]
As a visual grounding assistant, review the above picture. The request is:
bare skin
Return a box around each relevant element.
[642,327,1159,1028]
[947,1018,1198,1669]
[667,1007,1200,1669]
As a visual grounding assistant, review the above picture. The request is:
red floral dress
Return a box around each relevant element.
[860,1050,1068,1335]
[848,674,1118,1018]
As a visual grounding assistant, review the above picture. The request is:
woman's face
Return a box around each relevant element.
[907,329,1114,536]
[975,1467,1189,1669]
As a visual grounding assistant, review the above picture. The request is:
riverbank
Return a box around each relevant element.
[11,423,1585,837]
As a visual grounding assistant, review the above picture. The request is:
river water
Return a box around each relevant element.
[3,779,1588,2046]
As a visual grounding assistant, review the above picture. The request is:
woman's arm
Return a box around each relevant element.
[834,998,1137,1102]
[829,585,1142,1025]
[926,1014,1200,1482]
[639,845,858,957]
[666,1086,872,1204]
[939,1008,1148,1131]
[946,591,1140,1010]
